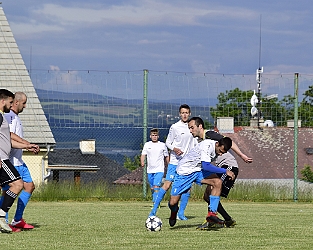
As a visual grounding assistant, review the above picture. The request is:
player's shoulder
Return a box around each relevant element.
[201,139,216,147]
[170,120,182,128]
[4,110,15,118]
[205,130,223,140]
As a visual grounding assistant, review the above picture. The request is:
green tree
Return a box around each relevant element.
[210,88,252,126]
[123,154,141,171]
[299,86,313,127]
[210,88,292,126]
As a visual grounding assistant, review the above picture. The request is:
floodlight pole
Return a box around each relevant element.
[256,67,263,128]
[143,69,149,199]
[256,15,263,129]
[293,73,299,202]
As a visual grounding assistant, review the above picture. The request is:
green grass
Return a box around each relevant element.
[31,181,313,202]
[2,201,313,249]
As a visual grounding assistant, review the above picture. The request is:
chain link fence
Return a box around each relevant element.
[23,69,313,186]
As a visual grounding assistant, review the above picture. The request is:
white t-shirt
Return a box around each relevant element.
[166,120,197,165]
[215,151,238,168]
[141,141,169,173]
[176,139,217,175]
[4,110,24,166]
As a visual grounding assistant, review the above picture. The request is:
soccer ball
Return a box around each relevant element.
[145,216,162,232]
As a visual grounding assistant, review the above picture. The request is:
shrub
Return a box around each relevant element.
[300,165,313,183]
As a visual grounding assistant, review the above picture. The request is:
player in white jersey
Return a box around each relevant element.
[1,92,39,231]
[168,117,235,227]
[0,89,38,233]
[149,104,196,219]
[141,128,169,203]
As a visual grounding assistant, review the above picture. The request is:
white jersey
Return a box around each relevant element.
[141,141,169,173]
[4,110,24,166]
[166,120,196,165]
[176,139,217,175]
[215,151,238,168]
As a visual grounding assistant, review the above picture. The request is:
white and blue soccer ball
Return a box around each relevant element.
[145,216,162,232]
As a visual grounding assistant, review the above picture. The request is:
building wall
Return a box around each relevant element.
[22,149,49,186]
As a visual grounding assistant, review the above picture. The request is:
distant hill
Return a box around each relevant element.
[35,88,215,127]
[35,89,217,106]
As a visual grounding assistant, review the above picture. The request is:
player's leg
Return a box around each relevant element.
[216,165,238,227]
[11,163,35,229]
[200,173,224,225]
[0,160,23,233]
[151,172,163,204]
[148,164,176,217]
[169,172,197,227]
[168,194,180,227]
[147,173,154,202]
[177,189,190,220]
[0,186,9,222]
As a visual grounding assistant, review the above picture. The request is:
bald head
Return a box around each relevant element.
[12,92,27,114]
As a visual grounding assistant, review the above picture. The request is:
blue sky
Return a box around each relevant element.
[3,0,313,75]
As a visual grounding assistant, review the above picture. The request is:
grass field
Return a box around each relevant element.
[1,201,313,249]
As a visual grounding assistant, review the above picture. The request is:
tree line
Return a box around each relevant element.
[210,87,313,127]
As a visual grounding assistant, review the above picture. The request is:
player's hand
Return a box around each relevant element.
[173,147,183,156]
[226,170,235,180]
[241,154,253,163]
[26,144,40,154]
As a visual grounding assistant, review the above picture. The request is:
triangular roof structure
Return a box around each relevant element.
[0,7,55,146]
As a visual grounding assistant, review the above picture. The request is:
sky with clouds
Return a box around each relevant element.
[2,0,313,75]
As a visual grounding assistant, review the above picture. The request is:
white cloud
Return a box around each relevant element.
[49,65,60,71]
[19,1,261,29]
[10,22,63,37]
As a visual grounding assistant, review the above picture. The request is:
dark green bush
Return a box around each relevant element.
[301,165,313,183]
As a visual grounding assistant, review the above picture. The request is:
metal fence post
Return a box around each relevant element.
[143,69,148,199]
[293,73,299,201]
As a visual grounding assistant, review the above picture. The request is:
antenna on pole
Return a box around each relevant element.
[256,14,263,129]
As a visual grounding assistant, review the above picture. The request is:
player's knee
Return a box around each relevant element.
[214,178,222,188]
[26,182,35,193]
[10,179,23,192]
[162,181,171,190]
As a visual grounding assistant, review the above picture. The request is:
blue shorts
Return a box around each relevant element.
[165,163,177,182]
[147,172,164,188]
[15,163,33,183]
[2,163,32,191]
[171,171,204,196]
[202,170,216,179]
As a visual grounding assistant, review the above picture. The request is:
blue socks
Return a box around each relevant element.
[152,187,160,203]
[14,190,31,222]
[149,188,166,217]
[0,195,8,223]
[178,191,190,217]
[209,195,220,212]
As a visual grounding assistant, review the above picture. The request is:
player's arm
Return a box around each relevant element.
[140,154,146,167]
[205,130,252,163]
[11,139,39,154]
[10,132,40,153]
[10,132,29,145]
[201,161,235,180]
[164,155,170,165]
[231,143,252,163]
[165,126,182,156]
[165,126,175,150]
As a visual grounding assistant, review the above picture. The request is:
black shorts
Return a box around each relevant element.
[217,165,238,198]
[0,159,21,186]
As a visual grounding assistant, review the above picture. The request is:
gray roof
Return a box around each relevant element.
[48,149,131,184]
[0,7,55,146]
